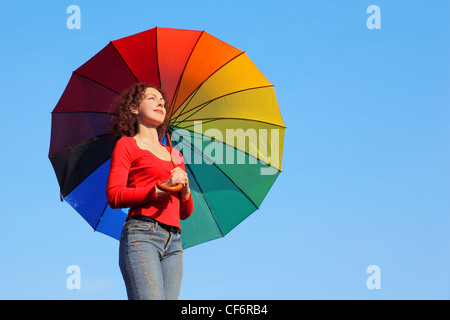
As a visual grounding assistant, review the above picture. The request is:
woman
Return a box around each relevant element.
[106,82,194,300]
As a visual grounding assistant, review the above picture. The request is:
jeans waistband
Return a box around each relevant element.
[128,215,180,234]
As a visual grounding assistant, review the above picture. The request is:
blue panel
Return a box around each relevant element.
[96,206,128,240]
[65,160,111,229]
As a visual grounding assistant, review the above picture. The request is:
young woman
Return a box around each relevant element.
[106,82,194,300]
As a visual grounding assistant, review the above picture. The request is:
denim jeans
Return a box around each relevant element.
[119,217,183,300]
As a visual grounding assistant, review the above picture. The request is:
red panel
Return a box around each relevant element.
[156,27,202,108]
[112,28,159,87]
[53,73,118,113]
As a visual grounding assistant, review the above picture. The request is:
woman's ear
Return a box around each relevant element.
[129,104,139,115]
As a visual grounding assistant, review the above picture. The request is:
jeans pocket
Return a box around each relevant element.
[124,219,156,237]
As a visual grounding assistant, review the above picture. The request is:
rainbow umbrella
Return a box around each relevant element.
[49,27,285,249]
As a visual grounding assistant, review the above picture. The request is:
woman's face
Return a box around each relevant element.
[133,87,166,127]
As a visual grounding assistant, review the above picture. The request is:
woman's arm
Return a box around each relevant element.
[180,194,193,220]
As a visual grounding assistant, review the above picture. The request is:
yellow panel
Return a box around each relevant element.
[170,87,285,128]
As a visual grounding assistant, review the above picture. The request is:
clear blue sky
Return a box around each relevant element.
[0,0,449,299]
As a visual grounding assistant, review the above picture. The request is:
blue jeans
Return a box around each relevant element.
[119,217,183,300]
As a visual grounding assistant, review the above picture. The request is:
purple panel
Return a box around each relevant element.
[49,112,113,156]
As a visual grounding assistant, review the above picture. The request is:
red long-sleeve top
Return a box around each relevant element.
[106,136,193,228]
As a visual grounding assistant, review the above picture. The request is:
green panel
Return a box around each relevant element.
[216,143,280,207]
[187,157,257,235]
[180,166,223,249]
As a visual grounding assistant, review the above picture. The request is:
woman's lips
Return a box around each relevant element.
[153,109,164,114]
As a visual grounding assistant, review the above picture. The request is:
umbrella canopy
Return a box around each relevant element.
[49,27,285,249]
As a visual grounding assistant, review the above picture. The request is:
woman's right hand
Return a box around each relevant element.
[155,167,188,196]
[166,167,189,188]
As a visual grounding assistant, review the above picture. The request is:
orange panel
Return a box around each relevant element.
[171,32,243,114]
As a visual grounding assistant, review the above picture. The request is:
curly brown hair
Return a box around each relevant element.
[109,82,170,144]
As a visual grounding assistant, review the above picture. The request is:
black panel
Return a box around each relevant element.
[49,135,114,198]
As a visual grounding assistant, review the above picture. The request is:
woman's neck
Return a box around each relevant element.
[135,125,160,145]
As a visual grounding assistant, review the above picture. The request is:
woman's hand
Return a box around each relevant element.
[166,167,189,187]
[156,167,191,200]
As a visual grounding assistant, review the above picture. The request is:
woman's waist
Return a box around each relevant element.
[128,206,181,229]
[126,215,181,233]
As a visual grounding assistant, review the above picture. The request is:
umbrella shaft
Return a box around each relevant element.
[166,133,177,168]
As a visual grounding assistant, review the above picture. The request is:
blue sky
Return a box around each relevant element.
[0,0,449,299]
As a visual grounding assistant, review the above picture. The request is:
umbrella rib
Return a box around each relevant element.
[181,134,260,211]
[173,118,218,129]
[94,202,109,232]
[174,117,286,130]
[72,71,121,95]
[155,27,162,88]
[57,147,72,201]
[170,85,274,128]
[171,98,212,128]
[109,41,140,83]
